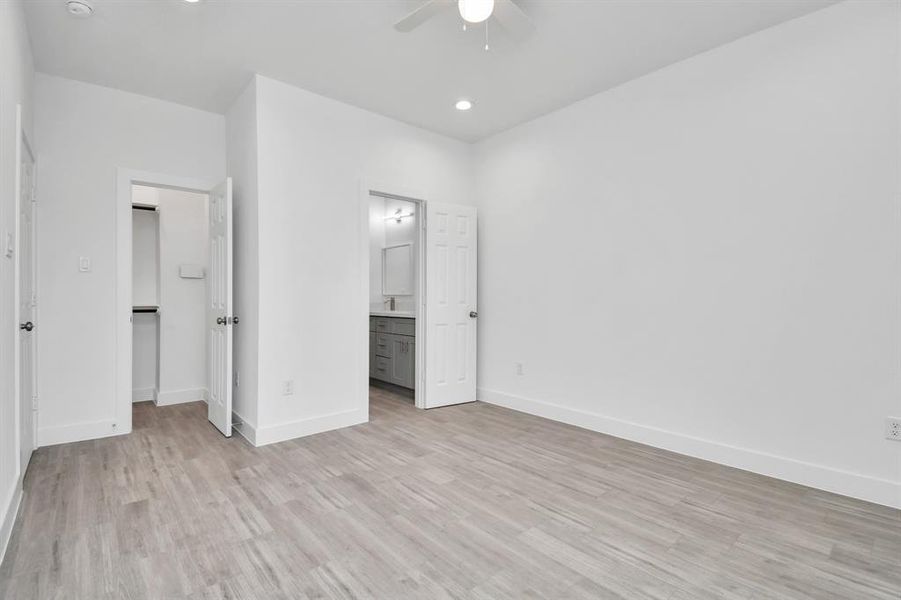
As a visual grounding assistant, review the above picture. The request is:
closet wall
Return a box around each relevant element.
[131,204,159,401]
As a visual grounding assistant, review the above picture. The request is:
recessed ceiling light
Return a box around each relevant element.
[184,0,201,3]
[65,0,93,17]
[455,100,473,111]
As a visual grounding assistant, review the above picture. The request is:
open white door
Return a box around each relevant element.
[207,178,233,436]
[424,202,477,408]
[18,138,36,472]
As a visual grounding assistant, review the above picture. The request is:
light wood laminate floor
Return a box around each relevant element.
[1,387,899,599]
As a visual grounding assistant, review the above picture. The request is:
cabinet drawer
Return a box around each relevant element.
[369,317,376,333]
[374,333,392,358]
[373,318,390,333]
[373,356,391,381]
[392,319,415,336]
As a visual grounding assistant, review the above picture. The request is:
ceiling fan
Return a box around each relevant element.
[394,0,536,43]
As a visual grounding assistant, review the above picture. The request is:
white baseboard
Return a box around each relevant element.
[477,387,901,509]
[38,418,125,447]
[231,412,257,446]
[132,387,156,403]
[253,407,368,447]
[0,481,23,569]
[156,388,208,406]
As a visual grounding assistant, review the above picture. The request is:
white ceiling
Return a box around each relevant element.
[24,0,836,142]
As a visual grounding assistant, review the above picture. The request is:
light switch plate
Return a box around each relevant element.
[78,256,91,272]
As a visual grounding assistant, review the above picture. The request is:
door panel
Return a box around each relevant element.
[18,143,36,472]
[424,202,477,408]
[206,178,233,436]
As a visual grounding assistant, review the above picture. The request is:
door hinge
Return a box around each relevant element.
[31,395,38,411]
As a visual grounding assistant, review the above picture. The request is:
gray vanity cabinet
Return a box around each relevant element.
[369,317,415,389]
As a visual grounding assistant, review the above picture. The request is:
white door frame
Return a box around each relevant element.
[14,104,37,471]
[116,169,218,436]
[360,182,428,410]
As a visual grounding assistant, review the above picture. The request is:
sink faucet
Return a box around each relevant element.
[385,296,395,311]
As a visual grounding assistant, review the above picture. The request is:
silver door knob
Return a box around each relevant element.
[216,316,227,325]
[19,321,33,332]
[469,311,478,319]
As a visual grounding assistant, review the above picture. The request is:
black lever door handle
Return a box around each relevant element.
[19,321,33,332]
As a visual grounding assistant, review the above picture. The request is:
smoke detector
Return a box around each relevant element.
[66,0,94,17]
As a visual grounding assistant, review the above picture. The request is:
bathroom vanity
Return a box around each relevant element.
[369,313,415,389]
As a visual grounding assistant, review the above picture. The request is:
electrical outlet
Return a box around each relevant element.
[886,417,901,441]
[282,379,294,396]
[515,362,524,376]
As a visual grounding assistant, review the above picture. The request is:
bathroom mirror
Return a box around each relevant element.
[382,243,413,296]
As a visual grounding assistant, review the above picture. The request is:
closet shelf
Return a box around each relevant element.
[133,305,160,314]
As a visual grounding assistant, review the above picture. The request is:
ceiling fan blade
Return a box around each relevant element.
[492,0,536,42]
[394,0,454,32]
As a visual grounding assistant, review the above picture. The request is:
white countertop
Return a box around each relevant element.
[370,311,415,319]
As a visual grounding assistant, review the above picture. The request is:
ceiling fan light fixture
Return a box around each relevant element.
[455,99,473,111]
[458,0,494,24]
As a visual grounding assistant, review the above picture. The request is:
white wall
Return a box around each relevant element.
[0,0,33,565]
[225,79,260,433]
[157,187,209,405]
[474,0,901,508]
[35,74,225,446]
[249,75,472,444]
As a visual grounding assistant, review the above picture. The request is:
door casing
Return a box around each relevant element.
[363,185,427,409]
[361,183,477,412]
[115,169,220,438]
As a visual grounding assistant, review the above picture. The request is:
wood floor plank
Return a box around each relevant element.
[1,386,899,599]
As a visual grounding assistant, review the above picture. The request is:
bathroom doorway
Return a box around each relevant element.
[365,188,478,411]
